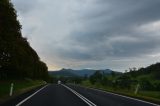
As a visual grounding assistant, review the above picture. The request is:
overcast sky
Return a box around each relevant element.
[12,0,160,72]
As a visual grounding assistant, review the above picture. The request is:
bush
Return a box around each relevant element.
[140,79,154,91]
[89,71,102,85]
[154,82,160,91]
[115,75,132,89]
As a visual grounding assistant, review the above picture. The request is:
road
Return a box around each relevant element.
[68,84,159,106]
[2,84,159,106]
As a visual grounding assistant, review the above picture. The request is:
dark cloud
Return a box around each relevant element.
[12,0,39,14]
[12,0,160,71]
[62,0,160,60]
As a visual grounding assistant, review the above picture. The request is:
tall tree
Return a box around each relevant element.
[0,0,49,80]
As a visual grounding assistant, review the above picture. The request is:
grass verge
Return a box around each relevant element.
[80,80,160,105]
[0,80,46,103]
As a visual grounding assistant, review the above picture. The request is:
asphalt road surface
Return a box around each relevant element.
[68,84,159,106]
[2,84,159,106]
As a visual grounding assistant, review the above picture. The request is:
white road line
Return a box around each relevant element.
[77,85,159,106]
[62,84,97,106]
[16,85,49,106]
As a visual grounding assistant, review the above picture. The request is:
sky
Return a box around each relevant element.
[12,0,160,72]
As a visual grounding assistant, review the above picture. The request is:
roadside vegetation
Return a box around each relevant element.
[0,80,46,103]
[53,63,160,104]
[0,0,51,103]
[0,0,51,81]
[1,0,160,105]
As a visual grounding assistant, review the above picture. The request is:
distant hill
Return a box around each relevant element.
[71,69,112,76]
[49,69,77,77]
[49,68,120,77]
[127,62,160,80]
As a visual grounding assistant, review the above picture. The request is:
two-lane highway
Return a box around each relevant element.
[15,84,88,106]
[2,84,159,106]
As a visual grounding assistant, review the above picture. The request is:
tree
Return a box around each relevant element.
[115,75,132,89]
[89,71,102,85]
[111,71,116,78]
[140,79,154,91]
[101,76,108,86]
[0,0,49,80]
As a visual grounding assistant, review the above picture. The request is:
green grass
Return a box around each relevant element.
[138,91,160,99]
[81,80,160,104]
[0,80,46,103]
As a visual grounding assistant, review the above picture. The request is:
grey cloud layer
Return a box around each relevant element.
[12,0,160,71]
[12,0,39,14]
[59,0,160,60]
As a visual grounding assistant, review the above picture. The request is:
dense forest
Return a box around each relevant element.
[0,0,49,80]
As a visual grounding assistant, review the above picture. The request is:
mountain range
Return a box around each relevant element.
[49,68,121,77]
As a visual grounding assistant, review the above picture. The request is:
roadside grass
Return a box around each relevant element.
[0,80,46,103]
[138,91,160,99]
[81,80,160,104]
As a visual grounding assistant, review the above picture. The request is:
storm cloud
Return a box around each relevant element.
[12,0,160,71]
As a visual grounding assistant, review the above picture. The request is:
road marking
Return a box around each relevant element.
[16,85,49,106]
[77,85,159,106]
[62,84,97,106]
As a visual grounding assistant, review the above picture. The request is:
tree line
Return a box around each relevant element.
[88,63,160,91]
[0,0,49,81]
[55,63,160,91]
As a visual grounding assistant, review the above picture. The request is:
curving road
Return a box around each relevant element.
[2,84,159,106]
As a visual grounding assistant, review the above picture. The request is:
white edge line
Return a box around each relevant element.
[62,84,97,106]
[89,88,159,106]
[16,85,49,106]
[76,85,159,106]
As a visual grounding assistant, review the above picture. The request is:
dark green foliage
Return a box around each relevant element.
[89,71,103,85]
[88,63,160,91]
[115,75,132,89]
[89,71,117,86]
[89,75,96,85]
[111,71,116,78]
[153,70,160,80]
[139,78,160,91]
[126,63,160,79]
[71,77,83,84]
[0,0,49,81]
[68,77,83,84]
[101,76,108,86]
[154,82,160,91]
[140,79,154,91]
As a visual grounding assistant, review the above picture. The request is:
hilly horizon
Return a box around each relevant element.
[49,68,122,77]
